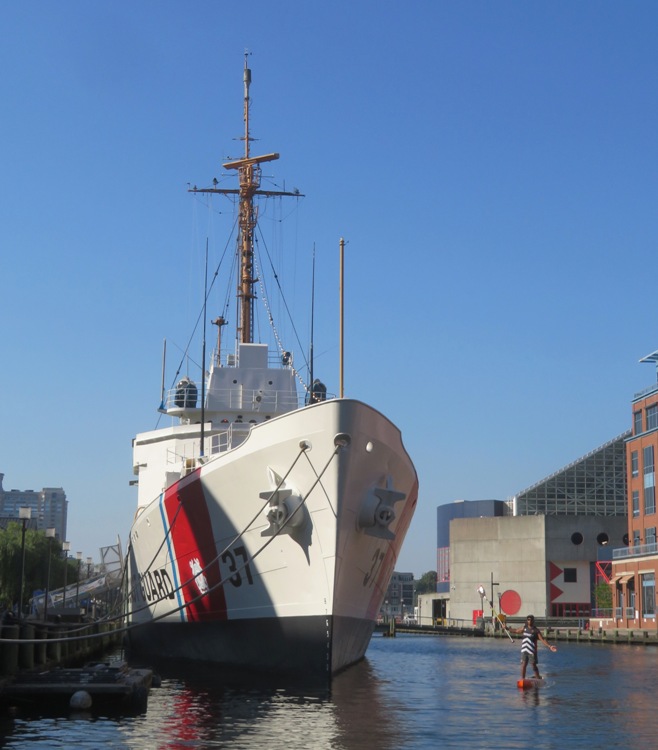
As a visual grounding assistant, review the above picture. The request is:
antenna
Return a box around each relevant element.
[188,58,303,345]
[200,239,208,458]
[243,51,251,158]
[309,243,316,398]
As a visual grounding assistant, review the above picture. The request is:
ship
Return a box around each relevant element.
[124,56,418,682]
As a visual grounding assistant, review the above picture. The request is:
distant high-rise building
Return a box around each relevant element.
[0,473,68,541]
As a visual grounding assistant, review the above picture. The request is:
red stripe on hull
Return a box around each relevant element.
[163,470,227,621]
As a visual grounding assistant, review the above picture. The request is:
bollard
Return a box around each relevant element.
[34,624,48,666]
[46,625,62,664]
[19,622,35,670]
[0,623,20,676]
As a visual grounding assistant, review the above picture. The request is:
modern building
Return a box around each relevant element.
[512,432,629,517]
[449,513,627,625]
[439,431,629,625]
[0,473,68,541]
[436,499,509,594]
[609,351,658,630]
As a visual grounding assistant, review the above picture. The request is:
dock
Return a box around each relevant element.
[0,662,153,713]
[376,621,658,646]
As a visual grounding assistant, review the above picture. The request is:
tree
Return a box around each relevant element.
[415,570,438,596]
[0,524,68,612]
[594,581,613,612]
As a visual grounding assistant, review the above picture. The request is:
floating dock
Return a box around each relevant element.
[0,662,153,714]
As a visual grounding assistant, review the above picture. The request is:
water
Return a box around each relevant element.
[1,634,656,749]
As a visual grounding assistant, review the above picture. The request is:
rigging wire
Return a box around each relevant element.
[154,213,238,430]
[254,220,310,380]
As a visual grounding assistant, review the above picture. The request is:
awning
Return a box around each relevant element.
[611,573,632,584]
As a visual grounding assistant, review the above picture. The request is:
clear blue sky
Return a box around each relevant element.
[1,2,657,575]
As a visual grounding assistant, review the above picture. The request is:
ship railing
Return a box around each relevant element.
[163,422,255,471]
[625,607,636,618]
[213,348,296,369]
[162,385,305,413]
[210,423,252,454]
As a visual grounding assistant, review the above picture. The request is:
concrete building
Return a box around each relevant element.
[0,473,68,541]
[449,514,627,625]
[417,592,447,626]
[436,499,509,594]
[438,432,629,625]
[609,351,658,631]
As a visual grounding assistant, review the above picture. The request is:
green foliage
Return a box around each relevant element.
[0,524,74,613]
[415,570,438,595]
[595,581,613,610]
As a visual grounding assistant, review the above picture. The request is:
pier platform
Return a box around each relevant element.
[0,662,153,714]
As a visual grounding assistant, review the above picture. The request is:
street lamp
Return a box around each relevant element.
[86,556,93,579]
[75,551,82,611]
[43,528,56,621]
[18,507,32,619]
[61,542,70,611]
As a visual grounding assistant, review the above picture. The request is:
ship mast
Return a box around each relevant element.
[190,54,301,345]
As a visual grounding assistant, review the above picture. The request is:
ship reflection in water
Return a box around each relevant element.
[117,656,402,750]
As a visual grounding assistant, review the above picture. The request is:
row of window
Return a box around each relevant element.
[616,573,655,618]
[630,445,655,515]
[631,527,657,546]
[632,489,656,516]
[551,602,591,617]
[634,404,658,435]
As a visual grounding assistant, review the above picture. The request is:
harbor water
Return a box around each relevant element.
[1,633,657,748]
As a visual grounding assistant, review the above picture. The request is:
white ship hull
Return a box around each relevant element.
[126,398,417,680]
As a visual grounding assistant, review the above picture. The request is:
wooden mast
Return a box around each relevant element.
[189,54,301,346]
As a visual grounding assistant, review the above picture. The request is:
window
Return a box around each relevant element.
[437,547,449,584]
[644,446,655,477]
[647,527,657,547]
[551,602,590,618]
[564,568,577,583]
[633,490,640,517]
[644,446,655,515]
[634,530,641,546]
[634,410,643,435]
[632,451,639,478]
[642,573,655,617]
[648,404,658,431]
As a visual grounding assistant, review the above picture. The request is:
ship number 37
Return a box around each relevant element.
[221,545,254,587]
[363,549,385,588]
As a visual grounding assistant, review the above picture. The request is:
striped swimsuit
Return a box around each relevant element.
[521,625,539,661]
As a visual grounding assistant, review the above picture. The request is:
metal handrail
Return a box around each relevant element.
[162,385,303,412]
[613,542,658,559]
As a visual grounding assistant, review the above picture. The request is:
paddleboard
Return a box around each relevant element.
[517,677,545,690]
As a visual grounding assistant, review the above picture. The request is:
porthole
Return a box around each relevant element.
[623,533,630,546]
[597,532,609,546]
[571,532,584,545]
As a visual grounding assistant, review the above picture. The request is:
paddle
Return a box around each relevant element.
[476,585,514,642]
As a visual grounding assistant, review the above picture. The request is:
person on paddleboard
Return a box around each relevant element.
[512,614,556,680]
